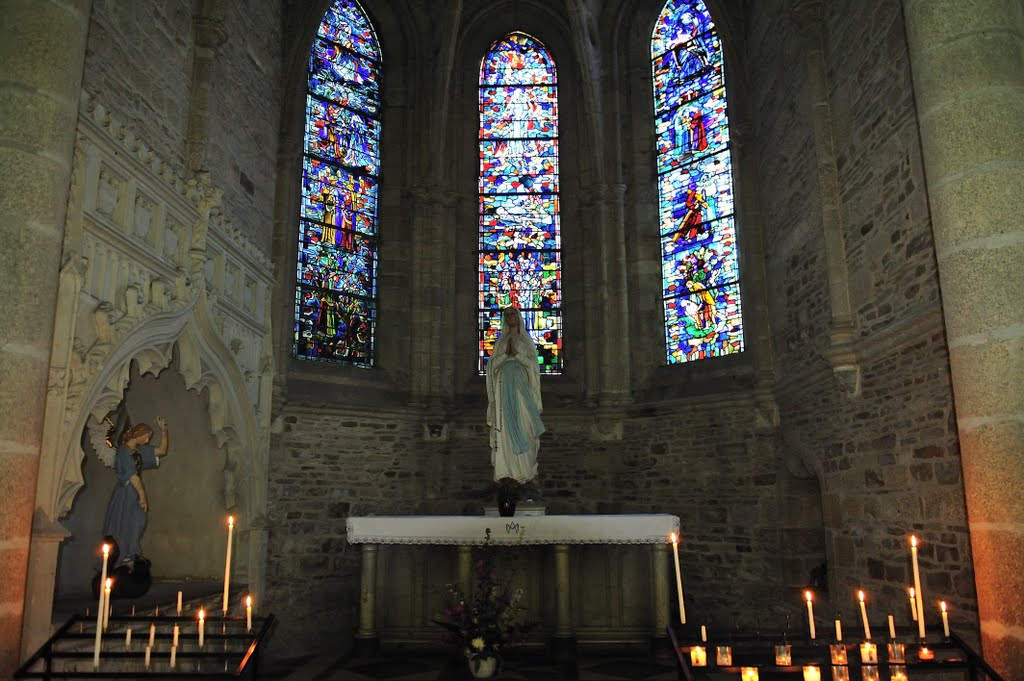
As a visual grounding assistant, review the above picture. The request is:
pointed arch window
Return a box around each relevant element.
[652,0,744,364]
[477,32,563,375]
[293,0,381,366]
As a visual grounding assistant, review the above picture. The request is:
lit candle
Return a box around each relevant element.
[835,618,843,641]
[918,646,934,661]
[246,595,253,632]
[148,623,155,648]
[775,644,792,665]
[908,587,917,621]
[93,544,109,668]
[830,644,848,665]
[888,614,896,640]
[223,515,234,615]
[910,536,925,638]
[805,591,817,639]
[172,624,179,648]
[669,533,686,624]
[716,645,732,665]
[858,591,872,640]
[689,646,707,666]
[860,642,878,664]
[940,601,950,638]
[170,645,177,669]
[177,590,182,616]
[802,666,821,681]
[863,665,880,681]
[144,645,151,669]
[199,609,205,648]
[833,666,851,681]
[890,665,908,681]
[125,627,132,649]
[741,667,760,681]
[103,578,113,630]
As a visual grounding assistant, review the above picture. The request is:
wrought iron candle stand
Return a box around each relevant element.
[668,624,1006,681]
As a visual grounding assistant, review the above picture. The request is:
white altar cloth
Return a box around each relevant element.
[346,514,679,545]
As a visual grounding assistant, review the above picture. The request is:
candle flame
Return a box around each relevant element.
[102,543,110,556]
[805,590,813,602]
[941,601,947,613]
[858,590,865,602]
[228,515,234,527]
[909,587,915,597]
[246,595,252,607]
[105,578,112,589]
[911,535,918,548]
[670,532,677,544]
[199,609,205,620]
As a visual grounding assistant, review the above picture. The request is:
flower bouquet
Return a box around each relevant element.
[434,529,537,673]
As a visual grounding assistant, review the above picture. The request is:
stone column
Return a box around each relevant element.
[792,0,861,395]
[550,543,576,658]
[354,543,379,655]
[651,543,670,639]
[0,0,91,675]
[902,1,1024,677]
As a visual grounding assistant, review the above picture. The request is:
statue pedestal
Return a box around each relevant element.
[483,503,547,517]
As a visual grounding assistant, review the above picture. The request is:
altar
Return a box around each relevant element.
[346,514,680,655]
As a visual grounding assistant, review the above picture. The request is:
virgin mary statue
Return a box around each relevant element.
[486,307,545,484]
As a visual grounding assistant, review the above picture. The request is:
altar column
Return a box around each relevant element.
[651,543,670,641]
[902,1,1024,677]
[1,0,91,675]
[354,544,379,655]
[551,544,576,658]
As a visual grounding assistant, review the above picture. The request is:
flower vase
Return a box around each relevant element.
[497,487,517,517]
[469,654,499,679]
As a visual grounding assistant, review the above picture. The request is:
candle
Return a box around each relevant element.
[802,666,821,681]
[172,624,179,648]
[669,533,686,624]
[103,578,112,630]
[941,601,950,637]
[125,627,132,648]
[148,623,155,647]
[829,644,848,664]
[716,645,732,665]
[863,665,880,681]
[805,591,817,639]
[918,646,934,661]
[774,644,792,665]
[888,614,896,640]
[144,645,151,669]
[908,587,917,621]
[741,667,760,681]
[177,590,182,616]
[888,642,906,662]
[155,605,159,617]
[832,666,850,681]
[223,515,234,615]
[246,595,253,632]
[890,664,908,681]
[689,645,707,666]
[835,618,843,641]
[93,544,109,668]
[199,609,205,648]
[170,645,177,669]
[858,591,872,640]
[860,642,878,664]
[910,536,925,638]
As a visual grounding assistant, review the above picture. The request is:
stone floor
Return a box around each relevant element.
[261,650,679,681]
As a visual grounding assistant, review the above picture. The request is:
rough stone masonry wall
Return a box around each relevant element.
[748,0,975,638]
[81,0,282,252]
[266,394,823,653]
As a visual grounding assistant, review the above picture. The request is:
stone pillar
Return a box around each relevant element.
[354,543,379,655]
[902,1,1024,676]
[792,0,861,395]
[0,0,91,675]
[550,543,576,658]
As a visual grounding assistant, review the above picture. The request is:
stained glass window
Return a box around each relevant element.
[652,0,744,364]
[294,0,381,366]
[478,33,562,375]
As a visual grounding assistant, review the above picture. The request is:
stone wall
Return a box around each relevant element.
[747,0,976,637]
[265,394,823,652]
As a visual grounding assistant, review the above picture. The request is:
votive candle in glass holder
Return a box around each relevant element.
[774,643,792,665]
[716,645,733,666]
[918,646,934,661]
[889,664,908,681]
[830,644,849,664]
[862,665,880,681]
[689,646,707,666]
[741,667,759,681]
[802,665,821,681]
[887,642,905,663]
[832,665,851,681]
[860,642,878,664]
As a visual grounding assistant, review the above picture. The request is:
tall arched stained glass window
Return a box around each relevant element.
[294,0,381,366]
[652,0,744,364]
[478,33,562,375]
